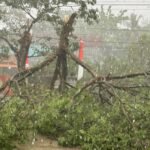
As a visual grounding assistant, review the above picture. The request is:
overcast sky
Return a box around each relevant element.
[96,0,150,24]
[1,0,150,28]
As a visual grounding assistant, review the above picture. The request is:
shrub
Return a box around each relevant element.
[0,91,149,150]
[37,93,150,150]
[0,97,36,149]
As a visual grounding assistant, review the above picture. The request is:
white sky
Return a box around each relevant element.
[96,0,150,24]
[1,0,150,28]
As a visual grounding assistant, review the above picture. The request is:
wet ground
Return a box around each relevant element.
[16,135,80,150]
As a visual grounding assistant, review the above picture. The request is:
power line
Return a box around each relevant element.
[96,3,150,6]
[2,29,150,45]
[97,1,150,2]
[74,28,150,32]
[61,4,150,7]
[34,36,150,45]
[107,9,150,10]
[5,28,150,41]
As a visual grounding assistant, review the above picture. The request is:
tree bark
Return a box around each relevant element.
[17,31,32,72]
[59,52,68,91]
[50,13,77,91]
[50,51,68,91]
[50,56,61,89]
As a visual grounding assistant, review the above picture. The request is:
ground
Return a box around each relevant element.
[16,135,80,150]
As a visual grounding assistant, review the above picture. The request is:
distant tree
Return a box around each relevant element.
[128,34,150,71]
[128,13,142,30]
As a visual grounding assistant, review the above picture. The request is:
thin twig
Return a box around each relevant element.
[0,52,57,94]
[66,49,97,78]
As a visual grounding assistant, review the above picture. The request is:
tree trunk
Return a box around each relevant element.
[50,51,68,91]
[59,52,68,91]
[17,31,32,72]
[50,13,77,91]
[50,56,61,89]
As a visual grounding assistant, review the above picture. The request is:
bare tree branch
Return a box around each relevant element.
[109,84,150,90]
[0,36,17,53]
[74,79,100,99]
[0,52,57,97]
[109,71,150,80]
[74,70,150,98]
[66,49,97,78]
[22,8,35,20]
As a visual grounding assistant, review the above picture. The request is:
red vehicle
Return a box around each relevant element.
[0,59,17,97]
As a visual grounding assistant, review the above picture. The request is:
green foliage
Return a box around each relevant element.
[37,93,71,137]
[0,45,9,58]
[98,56,128,75]
[0,89,150,150]
[37,92,150,149]
[0,97,37,149]
[128,34,150,71]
